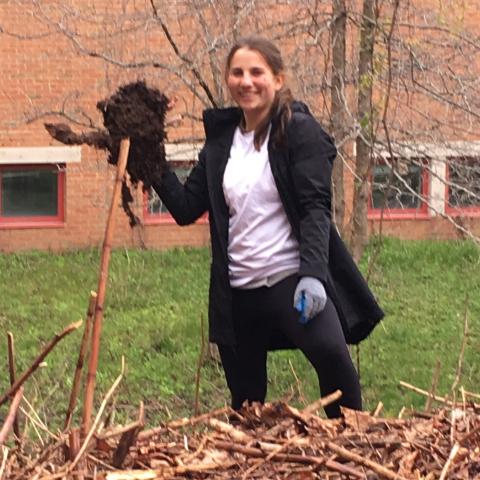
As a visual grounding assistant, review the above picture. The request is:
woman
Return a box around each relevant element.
[152,36,384,418]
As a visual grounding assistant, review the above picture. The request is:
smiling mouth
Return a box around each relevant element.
[239,92,258,99]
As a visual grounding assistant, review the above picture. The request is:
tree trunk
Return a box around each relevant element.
[350,0,377,261]
[330,0,347,234]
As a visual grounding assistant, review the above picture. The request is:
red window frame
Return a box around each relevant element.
[368,158,430,220]
[445,156,480,217]
[0,163,65,228]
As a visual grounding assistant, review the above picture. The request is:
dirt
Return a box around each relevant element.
[45,81,170,226]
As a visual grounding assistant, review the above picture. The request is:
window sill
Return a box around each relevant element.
[445,208,480,217]
[0,220,65,229]
[368,211,430,221]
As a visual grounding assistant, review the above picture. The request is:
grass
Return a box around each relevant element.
[0,238,479,431]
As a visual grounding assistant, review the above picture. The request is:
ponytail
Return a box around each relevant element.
[248,86,293,151]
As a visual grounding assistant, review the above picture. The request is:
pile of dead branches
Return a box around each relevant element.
[1,387,479,480]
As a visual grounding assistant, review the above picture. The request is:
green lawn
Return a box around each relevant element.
[0,238,479,431]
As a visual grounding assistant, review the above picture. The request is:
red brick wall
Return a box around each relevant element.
[0,2,210,253]
[0,1,478,253]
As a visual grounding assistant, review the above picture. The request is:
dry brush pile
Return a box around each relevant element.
[1,383,480,479]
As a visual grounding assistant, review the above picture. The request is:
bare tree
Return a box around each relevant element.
[349,0,378,260]
[2,0,480,256]
[330,0,347,234]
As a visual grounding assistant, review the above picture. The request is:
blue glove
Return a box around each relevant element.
[294,277,327,324]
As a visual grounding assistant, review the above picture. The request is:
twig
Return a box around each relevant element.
[400,381,480,408]
[302,389,342,414]
[326,440,409,480]
[0,446,8,478]
[138,406,230,440]
[97,419,144,440]
[0,387,24,446]
[70,357,125,473]
[194,313,207,416]
[439,442,460,480]
[7,332,21,443]
[462,389,480,400]
[148,0,218,107]
[0,321,82,406]
[288,359,307,406]
[212,439,324,465]
[372,401,383,417]
[82,138,130,436]
[65,291,97,431]
[449,296,469,401]
[19,397,60,442]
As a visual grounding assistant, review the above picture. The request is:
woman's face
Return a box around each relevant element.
[226,47,283,128]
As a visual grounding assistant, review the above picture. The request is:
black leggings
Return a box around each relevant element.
[218,274,362,418]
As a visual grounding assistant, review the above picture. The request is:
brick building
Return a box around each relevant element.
[1,1,479,253]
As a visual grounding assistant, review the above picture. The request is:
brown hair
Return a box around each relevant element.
[225,35,293,150]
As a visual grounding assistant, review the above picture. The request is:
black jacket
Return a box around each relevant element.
[153,103,384,346]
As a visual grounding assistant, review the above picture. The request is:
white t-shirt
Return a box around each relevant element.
[223,126,299,288]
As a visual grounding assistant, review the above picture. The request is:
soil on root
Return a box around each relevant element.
[45,81,170,226]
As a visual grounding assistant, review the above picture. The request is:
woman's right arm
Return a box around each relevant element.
[151,148,209,225]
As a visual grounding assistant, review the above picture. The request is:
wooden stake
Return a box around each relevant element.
[7,333,21,443]
[0,321,82,407]
[64,291,98,431]
[71,359,125,474]
[82,138,130,437]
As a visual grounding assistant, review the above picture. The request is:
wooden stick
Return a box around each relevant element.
[326,440,409,480]
[138,406,230,440]
[439,442,460,480]
[0,321,82,407]
[400,381,480,409]
[212,439,364,478]
[302,389,342,415]
[82,138,130,436]
[64,291,97,431]
[193,313,206,416]
[7,332,21,442]
[449,297,469,400]
[71,358,125,473]
[0,446,8,479]
[0,387,24,446]
[212,439,324,465]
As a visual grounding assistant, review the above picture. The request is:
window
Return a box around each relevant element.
[446,156,480,215]
[369,158,429,219]
[144,161,207,224]
[0,164,65,227]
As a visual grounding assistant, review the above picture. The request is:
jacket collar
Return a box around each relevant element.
[202,107,242,141]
